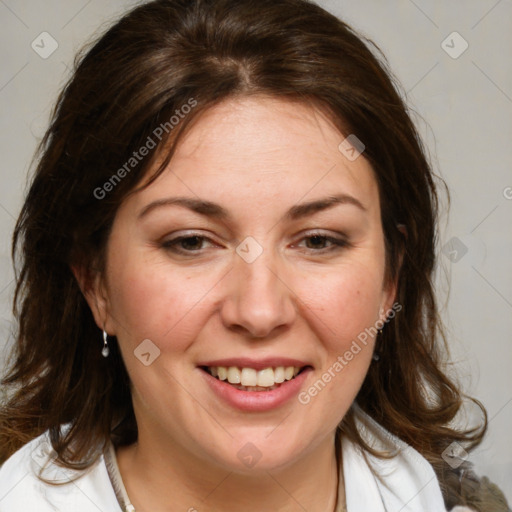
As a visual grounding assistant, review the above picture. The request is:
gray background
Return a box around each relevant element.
[1,0,511,501]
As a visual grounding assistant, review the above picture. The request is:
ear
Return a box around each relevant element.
[71,264,115,334]
[380,275,399,324]
[379,223,407,321]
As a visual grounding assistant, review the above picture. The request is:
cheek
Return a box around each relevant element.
[105,252,214,352]
[293,266,383,425]
[297,261,385,344]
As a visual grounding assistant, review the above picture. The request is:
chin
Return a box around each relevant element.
[201,428,319,474]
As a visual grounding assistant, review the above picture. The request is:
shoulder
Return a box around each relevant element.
[342,408,448,510]
[0,431,122,511]
[346,407,510,512]
[442,463,511,512]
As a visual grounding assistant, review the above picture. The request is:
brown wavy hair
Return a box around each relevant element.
[1,0,489,507]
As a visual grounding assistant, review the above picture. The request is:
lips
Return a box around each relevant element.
[197,357,312,411]
[197,357,310,388]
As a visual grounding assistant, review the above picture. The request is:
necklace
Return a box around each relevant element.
[104,443,136,512]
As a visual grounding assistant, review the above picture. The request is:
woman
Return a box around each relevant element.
[0,0,508,510]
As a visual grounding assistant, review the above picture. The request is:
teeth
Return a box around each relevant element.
[257,368,274,387]
[227,366,241,384]
[207,365,303,388]
[235,384,279,392]
[241,368,257,386]
[274,367,285,383]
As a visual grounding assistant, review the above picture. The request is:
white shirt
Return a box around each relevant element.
[0,410,472,511]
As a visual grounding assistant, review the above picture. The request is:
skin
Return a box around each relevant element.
[80,96,398,512]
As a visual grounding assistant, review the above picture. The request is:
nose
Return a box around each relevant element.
[219,249,297,339]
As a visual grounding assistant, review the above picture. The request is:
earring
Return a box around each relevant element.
[372,329,383,362]
[102,330,110,358]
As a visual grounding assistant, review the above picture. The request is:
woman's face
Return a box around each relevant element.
[92,96,397,472]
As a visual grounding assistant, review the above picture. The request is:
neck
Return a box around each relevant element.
[116,430,342,512]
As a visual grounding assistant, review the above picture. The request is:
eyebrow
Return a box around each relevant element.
[137,194,366,221]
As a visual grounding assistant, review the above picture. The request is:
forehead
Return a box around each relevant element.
[129,96,379,217]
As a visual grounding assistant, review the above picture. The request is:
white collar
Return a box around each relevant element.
[104,409,447,512]
[342,407,447,511]
[0,415,454,511]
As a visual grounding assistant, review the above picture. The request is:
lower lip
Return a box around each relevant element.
[199,368,312,412]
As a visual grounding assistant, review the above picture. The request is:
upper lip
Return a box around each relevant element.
[197,357,312,371]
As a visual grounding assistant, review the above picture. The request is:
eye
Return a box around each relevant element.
[160,231,348,256]
[161,234,216,254]
[295,232,349,252]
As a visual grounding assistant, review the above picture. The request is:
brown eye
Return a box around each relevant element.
[162,235,215,255]
[305,235,330,249]
[296,233,348,252]
[178,236,205,251]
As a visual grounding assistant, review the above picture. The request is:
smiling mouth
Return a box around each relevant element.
[200,365,310,392]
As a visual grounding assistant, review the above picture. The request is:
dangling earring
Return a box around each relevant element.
[102,330,110,358]
[372,329,383,362]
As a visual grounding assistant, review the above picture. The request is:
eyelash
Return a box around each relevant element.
[161,232,349,256]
